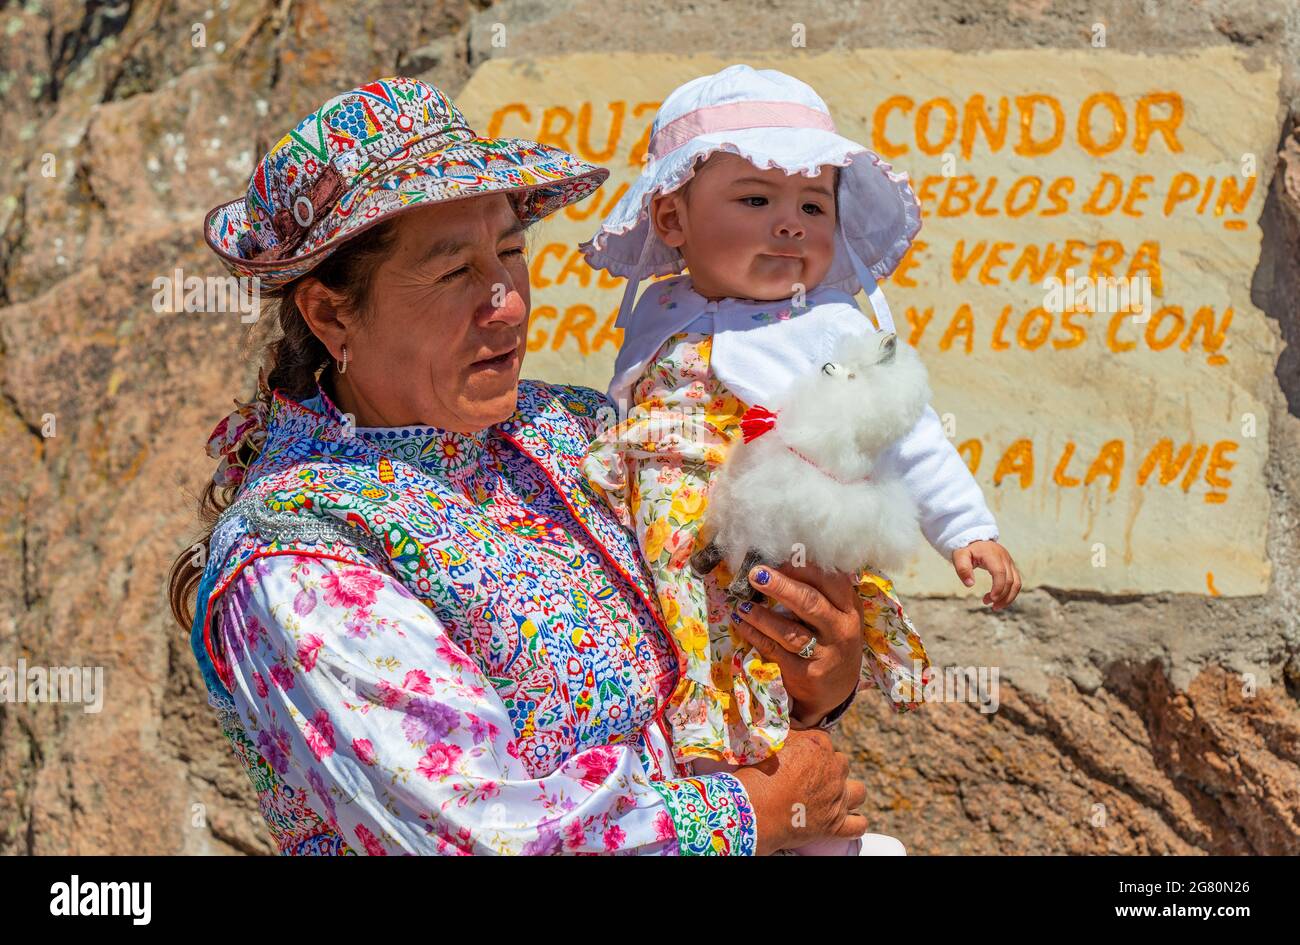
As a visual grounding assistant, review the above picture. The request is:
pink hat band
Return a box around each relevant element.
[648,100,837,160]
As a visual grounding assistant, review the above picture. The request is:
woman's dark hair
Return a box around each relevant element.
[165,218,400,633]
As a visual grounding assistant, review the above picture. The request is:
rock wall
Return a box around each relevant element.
[0,0,1296,854]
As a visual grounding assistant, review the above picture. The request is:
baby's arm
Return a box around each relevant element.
[875,404,1000,559]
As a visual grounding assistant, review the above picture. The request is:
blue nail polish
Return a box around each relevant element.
[739,600,753,613]
[753,568,771,585]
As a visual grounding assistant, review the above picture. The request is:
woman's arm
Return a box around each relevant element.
[212,553,757,855]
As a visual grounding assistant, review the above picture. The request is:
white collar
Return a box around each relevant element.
[607,275,882,415]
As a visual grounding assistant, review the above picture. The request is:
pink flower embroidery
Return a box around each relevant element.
[433,823,475,856]
[602,823,627,851]
[297,633,324,672]
[321,567,385,610]
[352,738,377,765]
[303,708,336,761]
[465,713,499,746]
[269,664,295,691]
[245,614,266,649]
[354,823,388,856]
[654,809,676,841]
[574,746,619,785]
[403,669,434,694]
[417,742,463,780]
[563,818,588,849]
[253,671,269,699]
[435,637,476,672]
[343,612,376,639]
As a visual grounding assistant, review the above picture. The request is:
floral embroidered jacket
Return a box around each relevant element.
[188,379,851,855]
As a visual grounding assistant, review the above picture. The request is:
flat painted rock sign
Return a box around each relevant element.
[456,49,1282,597]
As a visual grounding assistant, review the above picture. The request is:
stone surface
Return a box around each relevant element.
[849,664,1300,855]
[0,0,1297,855]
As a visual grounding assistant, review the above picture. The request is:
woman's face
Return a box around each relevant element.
[309,193,532,432]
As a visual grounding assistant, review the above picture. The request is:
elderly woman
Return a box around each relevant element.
[169,77,905,856]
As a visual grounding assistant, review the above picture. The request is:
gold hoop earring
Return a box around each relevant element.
[337,343,349,375]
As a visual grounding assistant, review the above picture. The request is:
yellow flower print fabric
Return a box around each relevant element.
[584,331,932,767]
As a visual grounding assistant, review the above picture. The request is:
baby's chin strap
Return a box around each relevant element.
[613,220,659,330]
[838,216,897,335]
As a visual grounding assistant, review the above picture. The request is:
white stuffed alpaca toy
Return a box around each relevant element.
[690,330,932,600]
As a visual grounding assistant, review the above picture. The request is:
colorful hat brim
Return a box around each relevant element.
[205,136,609,288]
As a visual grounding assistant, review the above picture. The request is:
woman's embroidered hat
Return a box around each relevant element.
[579,64,921,328]
[204,76,609,288]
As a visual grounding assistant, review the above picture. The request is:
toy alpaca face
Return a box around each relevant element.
[776,328,928,460]
[820,331,898,380]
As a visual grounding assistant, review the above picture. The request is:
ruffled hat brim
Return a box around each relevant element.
[579,128,920,296]
[205,135,608,288]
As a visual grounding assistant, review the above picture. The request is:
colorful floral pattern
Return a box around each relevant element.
[584,332,933,768]
[190,379,758,855]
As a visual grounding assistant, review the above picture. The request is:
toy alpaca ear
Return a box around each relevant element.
[880,333,897,363]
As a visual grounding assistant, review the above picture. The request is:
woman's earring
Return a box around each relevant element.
[337,343,349,375]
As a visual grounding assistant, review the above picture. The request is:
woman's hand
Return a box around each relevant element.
[732,563,864,728]
[732,727,868,855]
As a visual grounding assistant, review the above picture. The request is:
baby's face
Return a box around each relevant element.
[651,152,838,302]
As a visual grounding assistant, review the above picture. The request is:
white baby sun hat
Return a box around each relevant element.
[579,64,923,329]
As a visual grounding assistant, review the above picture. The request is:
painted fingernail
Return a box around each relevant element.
[739,600,753,613]
[753,568,771,585]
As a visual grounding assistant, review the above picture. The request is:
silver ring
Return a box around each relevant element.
[797,637,817,660]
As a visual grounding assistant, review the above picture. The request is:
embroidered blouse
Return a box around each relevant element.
[192,380,852,855]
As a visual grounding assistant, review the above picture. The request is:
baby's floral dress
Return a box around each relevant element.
[583,328,933,768]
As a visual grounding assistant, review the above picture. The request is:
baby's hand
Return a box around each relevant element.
[952,540,1021,611]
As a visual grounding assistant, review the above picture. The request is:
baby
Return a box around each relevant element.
[579,65,1021,854]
